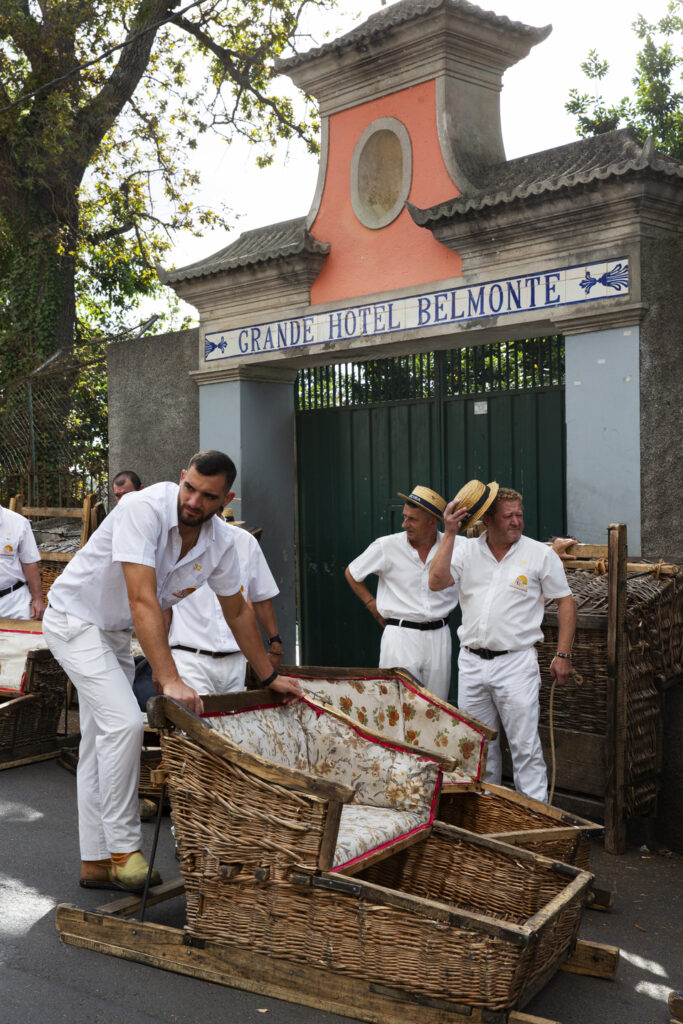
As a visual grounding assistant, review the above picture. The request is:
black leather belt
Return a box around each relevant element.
[464,646,509,660]
[171,644,236,659]
[385,618,448,631]
[0,579,27,599]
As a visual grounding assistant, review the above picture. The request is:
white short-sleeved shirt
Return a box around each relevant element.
[451,532,571,651]
[47,482,241,631]
[0,506,41,590]
[347,531,464,622]
[168,525,279,652]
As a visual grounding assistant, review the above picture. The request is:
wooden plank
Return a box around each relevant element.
[669,992,683,1022]
[0,748,62,771]
[318,800,343,871]
[508,1014,561,1024]
[79,492,95,548]
[22,506,87,519]
[95,878,185,916]
[534,728,606,797]
[605,524,627,855]
[0,616,43,632]
[585,885,615,912]
[38,550,73,564]
[55,906,505,1024]
[560,559,677,575]
[559,543,609,559]
[337,828,436,879]
[561,939,619,978]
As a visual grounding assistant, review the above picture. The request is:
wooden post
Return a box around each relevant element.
[605,523,627,854]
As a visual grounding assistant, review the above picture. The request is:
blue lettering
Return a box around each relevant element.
[290,320,301,346]
[374,304,387,332]
[303,316,315,344]
[250,327,261,352]
[417,297,432,326]
[467,287,485,317]
[525,275,542,307]
[489,284,504,314]
[388,302,402,330]
[359,306,373,334]
[263,326,274,350]
[545,273,561,305]
[452,290,465,320]
[434,291,449,323]
[238,329,249,354]
[277,322,288,348]
[328,311,344,340]
[344,309,357,336]
[506,280,522,310]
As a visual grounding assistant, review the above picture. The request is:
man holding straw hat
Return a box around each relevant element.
[345,485,469,701]
[429,485,576,802]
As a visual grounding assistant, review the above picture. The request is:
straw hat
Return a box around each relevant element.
[397,485,447,521]
[451,480,499,530]
[223,506,246,526]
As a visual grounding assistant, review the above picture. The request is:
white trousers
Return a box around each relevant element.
[171,647,246,696]
[457,647,548,803]
[42,606,143,860]
[0,582,31,619]
[380,624,452,701]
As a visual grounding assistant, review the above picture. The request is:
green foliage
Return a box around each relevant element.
[0,0,334,464]
[565,1,683,158]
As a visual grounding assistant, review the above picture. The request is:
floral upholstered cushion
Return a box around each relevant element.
[333,805,429,869]
[299,701,440,815]
[398,680,486,779]
[299,678,404,741]
[206,705,309,772]
[0,629,47,694]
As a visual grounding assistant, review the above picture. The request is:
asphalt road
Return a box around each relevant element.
[1,759,681,1024]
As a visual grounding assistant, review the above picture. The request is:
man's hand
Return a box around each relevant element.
[268,648,283,671]
[30,595,46,620]
[550,656,572,686]
[160,676,204,715]
[550,537,577,559]
[268,673,304,705]
[443,500,470,536]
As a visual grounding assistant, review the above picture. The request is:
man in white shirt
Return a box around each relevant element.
[429,487,577,802]
[42,450,303,893]
[167,524,282,695]
[345,485,468,701]
[0,503,45,620]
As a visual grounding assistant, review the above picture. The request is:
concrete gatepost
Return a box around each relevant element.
[197,371,298,661]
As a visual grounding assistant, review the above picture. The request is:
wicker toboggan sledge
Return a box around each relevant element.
[56,685,618,1024]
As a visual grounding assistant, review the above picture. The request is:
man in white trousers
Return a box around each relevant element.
[429,487,576,803]
[345,485,468,701]
[42,450,303,893]
[0,501,45,620]
[167,523,282,695]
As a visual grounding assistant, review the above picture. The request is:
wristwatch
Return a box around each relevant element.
[268,634,282,646]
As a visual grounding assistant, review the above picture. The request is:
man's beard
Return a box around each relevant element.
[177,503,214,527]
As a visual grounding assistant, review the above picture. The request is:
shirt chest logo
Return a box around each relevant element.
[1,543,14,556]
[510,573,528,592]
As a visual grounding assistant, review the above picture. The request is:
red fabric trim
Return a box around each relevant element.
[399,677,488,739]
[0,627,43,635]
[331,821,432,872]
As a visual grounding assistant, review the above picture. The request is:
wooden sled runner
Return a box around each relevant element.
[56,689,618,1024]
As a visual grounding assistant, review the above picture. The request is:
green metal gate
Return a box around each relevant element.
[295,337,565,679]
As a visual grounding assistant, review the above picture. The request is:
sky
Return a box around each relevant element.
[161,0,672,296]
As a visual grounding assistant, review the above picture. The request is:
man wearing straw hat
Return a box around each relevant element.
[42,450,304,893]
[345,485,469,701]
[429,485,576,802]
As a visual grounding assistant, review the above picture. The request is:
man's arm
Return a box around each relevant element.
[344,567,386,627]
[217,592,303,703]
[252,597,282,670]
[20,561,45,620]
[550,594,577,686]
[122,563,204,715]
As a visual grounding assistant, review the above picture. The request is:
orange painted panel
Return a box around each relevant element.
[310,79,463,305]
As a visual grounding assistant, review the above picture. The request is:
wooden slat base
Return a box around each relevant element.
[560,940,619,978]
[55,901,568,1024]
[0,748,62,771]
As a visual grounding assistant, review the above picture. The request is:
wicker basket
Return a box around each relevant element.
[438,783,601,869]
[537,569,682,820]
[154,695,592,1014]
[0,647,69,767]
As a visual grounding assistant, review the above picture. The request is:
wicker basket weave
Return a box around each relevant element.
[537,569,682,817]
[159,711,591,1013]
[0,648,68,764]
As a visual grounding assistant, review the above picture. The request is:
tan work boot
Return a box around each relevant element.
[80,857,114,889]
